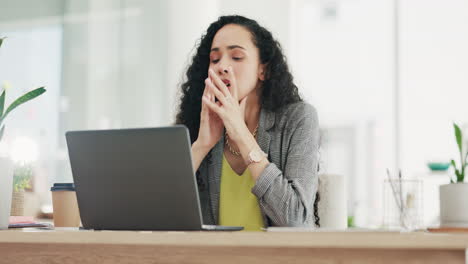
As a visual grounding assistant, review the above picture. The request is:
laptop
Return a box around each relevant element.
[65,125,243,231]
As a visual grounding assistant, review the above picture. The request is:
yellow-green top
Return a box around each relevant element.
[219,154,264,231]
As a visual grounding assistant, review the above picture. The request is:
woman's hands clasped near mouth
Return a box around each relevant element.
[202,67,249,144]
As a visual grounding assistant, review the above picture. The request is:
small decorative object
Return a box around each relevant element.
[383,169,423,230]
[0,37,46,228]
[427,162,451,172]
[10,164,32,216]
[439,123,468,227]
[347,216,355,228]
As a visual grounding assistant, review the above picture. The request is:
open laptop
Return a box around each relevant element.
[65,125,243,231]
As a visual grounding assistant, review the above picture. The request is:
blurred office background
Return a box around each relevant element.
[1,0,467,227]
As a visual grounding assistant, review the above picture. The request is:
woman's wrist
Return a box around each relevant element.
[227,121,250,142]
[236,133,269,181]
[236,130,258,162]
[191,140,212,172]
[192,140,212,156]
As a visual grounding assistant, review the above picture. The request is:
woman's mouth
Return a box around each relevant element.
[222,79,231,87]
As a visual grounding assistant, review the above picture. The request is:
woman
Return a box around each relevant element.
[176,15,320,230]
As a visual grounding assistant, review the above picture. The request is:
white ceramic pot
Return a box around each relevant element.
[0,157,14,229]
[439,183,468,227]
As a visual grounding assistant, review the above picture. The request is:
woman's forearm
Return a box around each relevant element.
[191,141,211,172]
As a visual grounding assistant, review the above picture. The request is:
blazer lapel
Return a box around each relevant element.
[207,136,224,224]
[256,108,275,226]
[258,107,275,155]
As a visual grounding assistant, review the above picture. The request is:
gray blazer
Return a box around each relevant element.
[195,101,320,227]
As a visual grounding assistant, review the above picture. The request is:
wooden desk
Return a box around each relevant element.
[1,229,468,264]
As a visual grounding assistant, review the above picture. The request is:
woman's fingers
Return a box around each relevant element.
[203,79,209,96]
[202,95,223,116]
[201,83,209,112]
[202,78,215,107]
[210,88,215,102]
[206,78,228,106]
[208,69,231,97]
[227,66,238,100]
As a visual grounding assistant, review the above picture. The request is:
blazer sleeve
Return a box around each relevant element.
[251,104,320,227]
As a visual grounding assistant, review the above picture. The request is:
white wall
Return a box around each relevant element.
[400,0,468,174]
[218,0,292,56]
[166,0,219,123]
[0,0,64,23]
[290,0,395,227]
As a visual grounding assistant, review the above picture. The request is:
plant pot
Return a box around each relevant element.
[439,183,468,227]
[10,190,25,216]
[0,157,14,229]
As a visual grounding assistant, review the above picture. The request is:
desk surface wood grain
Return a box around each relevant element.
[1,230,468,264]
[1,229,468,249]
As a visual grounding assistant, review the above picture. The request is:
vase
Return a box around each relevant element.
[0,157,14,229]
[317,174,347,229]
[10,190,25,216]
[439,183,468,227]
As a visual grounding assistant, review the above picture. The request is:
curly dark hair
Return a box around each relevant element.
[175,15,319,227]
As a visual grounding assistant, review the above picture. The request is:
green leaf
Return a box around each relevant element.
[454,123,463,155]
[0,37,3,48]
[0,87,46,124]
[0,89,5,119]
[452,159,462,182]
[0,125,4,142]
[462,153,467,182]
[455,169,461,182]
[451,159,457,170]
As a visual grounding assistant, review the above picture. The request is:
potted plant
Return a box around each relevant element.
[0,37,46,229]
[439,123,468,227]
[10,164,32,216]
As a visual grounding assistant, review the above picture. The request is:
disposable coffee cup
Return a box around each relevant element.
[51,183,81,227]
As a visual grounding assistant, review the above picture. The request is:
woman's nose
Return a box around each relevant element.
[216,60,229,75]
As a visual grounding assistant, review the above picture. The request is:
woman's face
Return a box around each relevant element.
[209,24,265,101]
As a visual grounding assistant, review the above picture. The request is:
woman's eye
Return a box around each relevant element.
[211,57,242,63]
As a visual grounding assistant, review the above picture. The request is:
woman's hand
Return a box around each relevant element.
[194,78,224,150]
[202,67,249,143]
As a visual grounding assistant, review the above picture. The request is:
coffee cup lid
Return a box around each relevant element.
[51,183,75,191]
